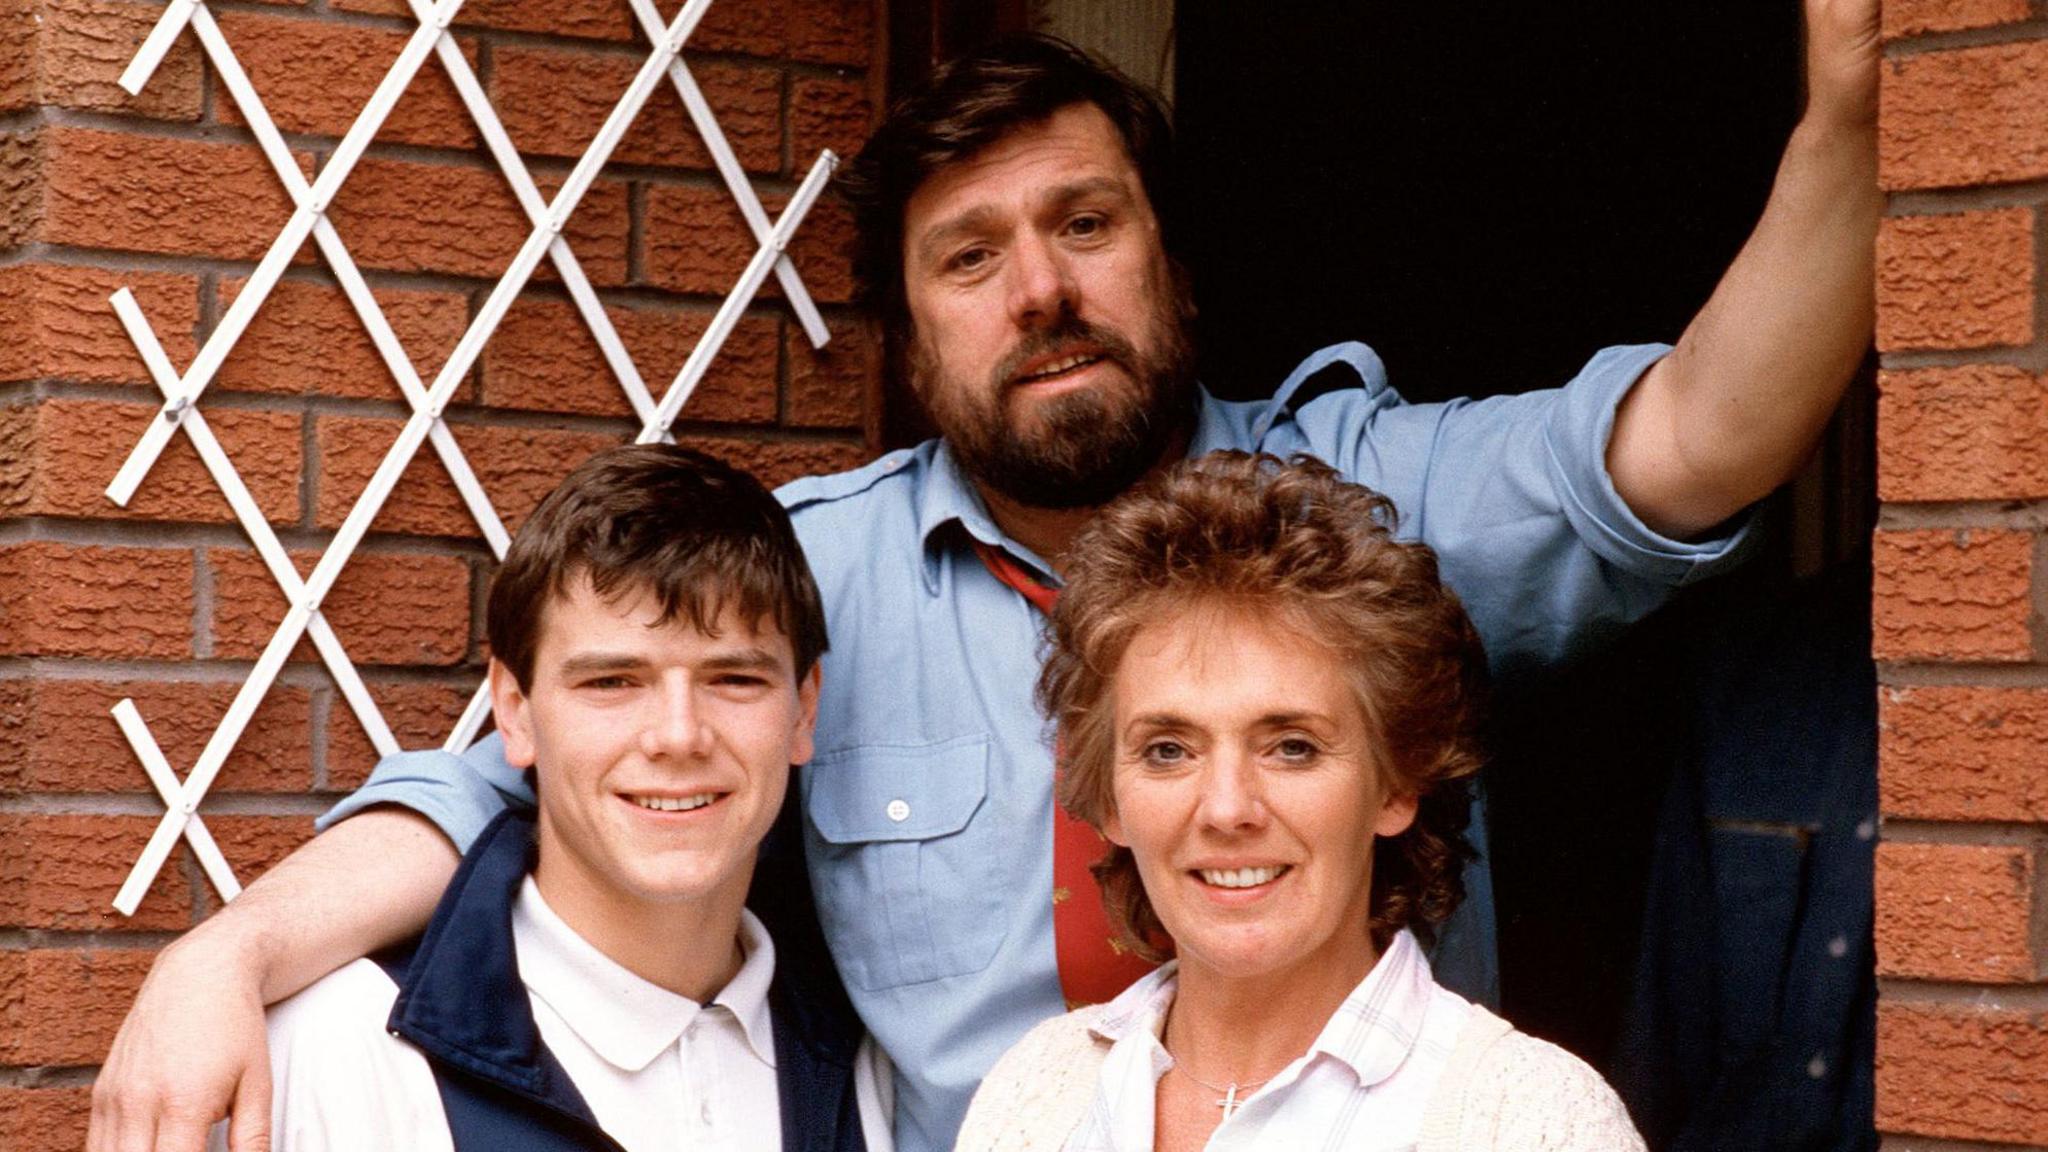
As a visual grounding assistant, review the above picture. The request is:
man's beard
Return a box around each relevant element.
[910,295,1197,512]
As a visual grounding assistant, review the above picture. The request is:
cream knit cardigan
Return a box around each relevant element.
[954,1003,1646,1152]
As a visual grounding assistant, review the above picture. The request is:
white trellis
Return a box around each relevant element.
[104,0,838,916]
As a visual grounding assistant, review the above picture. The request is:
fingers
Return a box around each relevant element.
[227,1055,275,1152]
[151,1103,221,1152]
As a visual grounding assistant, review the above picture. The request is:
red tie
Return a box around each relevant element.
[970,538,1161,1008]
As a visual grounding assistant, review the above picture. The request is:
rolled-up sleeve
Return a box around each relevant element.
[315,732,533,855]
[1261,342,1755,675]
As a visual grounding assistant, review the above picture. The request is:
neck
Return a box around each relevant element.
[974,427,1192,575]
[1166,941,1381,1087]
[532,855,749,1003]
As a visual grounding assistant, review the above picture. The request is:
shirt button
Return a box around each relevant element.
[1807,1054,1827,1079]
[886,798,911,822]
[1827,934,1849,959]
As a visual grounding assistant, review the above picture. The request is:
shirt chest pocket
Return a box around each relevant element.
[803,735,1007,990]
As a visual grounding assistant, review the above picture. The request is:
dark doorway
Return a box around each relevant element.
[1174,1,1873,1082]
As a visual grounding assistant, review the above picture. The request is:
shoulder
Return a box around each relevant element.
[777,445,928,517]
[267,961,448,1152]
[1424,1008,1645,1152]
[955,1008,1108,1152]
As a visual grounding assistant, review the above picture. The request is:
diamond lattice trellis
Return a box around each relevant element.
[103,0,839,916]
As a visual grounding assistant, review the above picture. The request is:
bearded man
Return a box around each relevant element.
[90,9,1881,1152]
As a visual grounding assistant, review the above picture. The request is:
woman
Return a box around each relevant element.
[957,452,1642,1151]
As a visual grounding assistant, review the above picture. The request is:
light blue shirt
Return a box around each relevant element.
[325,341,1749,1152]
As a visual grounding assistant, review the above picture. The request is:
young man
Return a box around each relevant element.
[94,7,1881,1151]
[254,445,888,1152]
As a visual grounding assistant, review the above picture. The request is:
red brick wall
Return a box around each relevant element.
[0,2,880,1146]
[1875,5,2048,1148]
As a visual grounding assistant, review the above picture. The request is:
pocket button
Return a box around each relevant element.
[885,798,911,823]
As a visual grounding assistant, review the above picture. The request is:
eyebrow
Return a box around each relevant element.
[553,647,784,677]
[914,176,1136,266]
[1122,709,1328,734]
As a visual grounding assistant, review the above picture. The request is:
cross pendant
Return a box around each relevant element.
[1217,1083,1242,1120]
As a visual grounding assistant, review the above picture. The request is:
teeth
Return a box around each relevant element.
[1024,354,1099,380]
[1199,866,1287,889]
[630,793,718,813]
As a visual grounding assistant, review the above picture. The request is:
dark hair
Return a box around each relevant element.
[1038,451,1487,957]
[837,33,1178,338]
[486,444,827,691]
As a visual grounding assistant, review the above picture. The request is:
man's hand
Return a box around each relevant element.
[89,933,272,1152]
[1804,0,1880,130]
[84,808,460,1152]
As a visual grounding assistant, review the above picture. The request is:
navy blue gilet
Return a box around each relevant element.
[375,806,868,1152]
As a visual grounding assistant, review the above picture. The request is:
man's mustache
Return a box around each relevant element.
[992,317,1141,390]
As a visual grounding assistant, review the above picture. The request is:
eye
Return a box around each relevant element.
[579,674,633,692]
[1065,213,1107,239]
[1140,739,1190,768]
[948,246,992,273]
[1273,737,1320,763]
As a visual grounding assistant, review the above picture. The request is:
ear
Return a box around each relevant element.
[789,663,822,767]
[490,658,539,770]
[1374,790,1420,839]
[1100,803,1129,848]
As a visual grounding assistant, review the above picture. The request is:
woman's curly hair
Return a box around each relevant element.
[1037,451,1488,957]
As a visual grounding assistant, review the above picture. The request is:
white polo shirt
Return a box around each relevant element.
[263,878,894,1152]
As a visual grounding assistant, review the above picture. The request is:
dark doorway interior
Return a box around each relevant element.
[1174,2,1868,1075]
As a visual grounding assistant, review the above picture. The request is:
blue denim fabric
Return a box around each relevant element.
[324,341,1750,1152]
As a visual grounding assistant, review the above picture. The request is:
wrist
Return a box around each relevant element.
[159,901,274,994]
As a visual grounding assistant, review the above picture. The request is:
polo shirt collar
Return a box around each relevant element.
[512,878,780,1074]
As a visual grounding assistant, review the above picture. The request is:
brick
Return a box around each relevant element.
[205,814,317,888]
[212,12,478,149]
[210,547,471,667]
[333,0,631,42]
[642,184,855,303]
[10,399,300,525]
[790,73,872,169]
[1876,209,2035,352]
[1872,529,2034,662]
[694,0,787,57]
[1877,1000,2048,1144]
[0,814,194,932]
[41,127,313,262]
[0,130,44,250]
[1,948,156,1065]
[788,0,872,67]
[0,678,313,795]
[325,157,630,284]
[0,1086,91,1152]
[327,680,474,790]
[480,297,777,423]
[1881,41,2048,191]
[785,313,875,429]
[1883,0,2032,40]
[1874,842,2039,982]
[677,433,869,489]
[217,277,470,401]
[0,0,33,115]
[491,51,780,173]
[315,414,618,538]
[0,542,193,660]
[39,0,205,121]
[1878,365,2048,501]
[0,264,199,386]
[1882,686,2048,822]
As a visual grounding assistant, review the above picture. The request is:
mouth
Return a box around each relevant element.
[623,791,723,814]
[1011,349,1108,387]
[1195,865,1291,890]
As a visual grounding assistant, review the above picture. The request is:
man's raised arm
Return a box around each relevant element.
[84,730,531,1152]
[1607,0,1880,539]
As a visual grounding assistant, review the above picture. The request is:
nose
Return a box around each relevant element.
[1194,750,1267,834]
[1004,230,1076,329]
[639,678,713,761]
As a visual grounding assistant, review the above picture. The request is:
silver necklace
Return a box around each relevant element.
[1171,1062,1275,1121]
